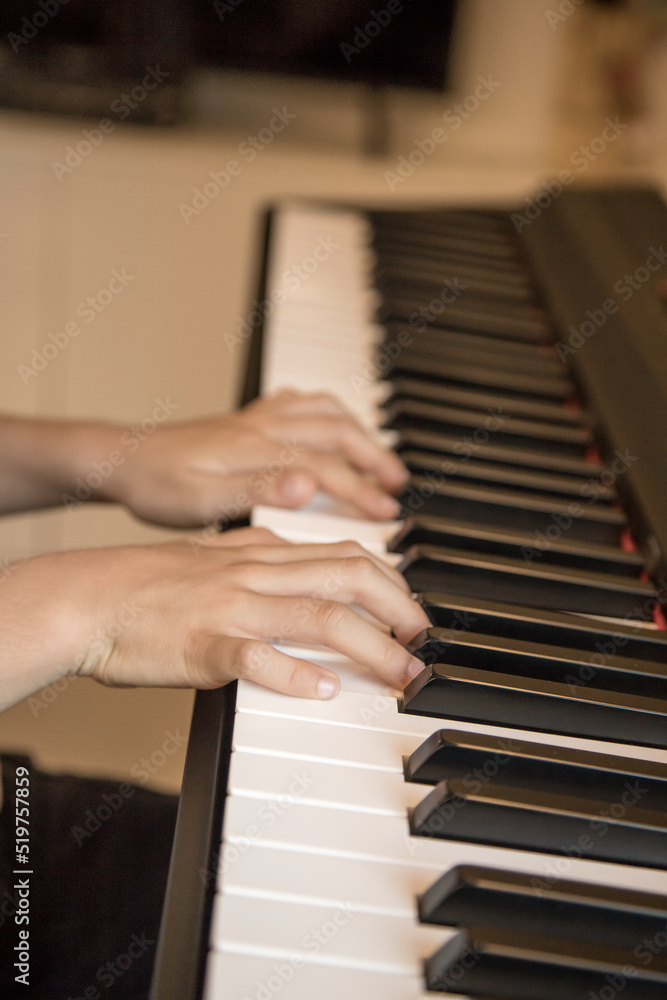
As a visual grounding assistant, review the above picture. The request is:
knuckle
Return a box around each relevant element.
[332,540,365,557]
[229,560,262,590]
[383,640,402,670]
[249,527,282,545]
[314,599,347,635]
[235,638,267,680]
[285,659,311,694]
[344,553,376,581]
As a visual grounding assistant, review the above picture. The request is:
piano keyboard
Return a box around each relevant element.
[151,192,667,1000]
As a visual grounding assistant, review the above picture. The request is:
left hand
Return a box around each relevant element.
[108,389,408,527]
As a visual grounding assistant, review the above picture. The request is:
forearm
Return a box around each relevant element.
[0,551,85,711]
[0,415,121,515]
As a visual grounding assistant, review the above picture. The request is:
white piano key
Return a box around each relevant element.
[203,951,452,1000]
[211,896,449,976]
[231,711,424,771]
[221,794,667,898]
[222,842,441,916]
[252,504,400,553]
[228,749,427,815]
[235,680,667,766]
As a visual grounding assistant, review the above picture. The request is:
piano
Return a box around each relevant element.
[150,186,667,1000]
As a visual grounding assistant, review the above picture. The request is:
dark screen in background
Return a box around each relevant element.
[0,0,459,92]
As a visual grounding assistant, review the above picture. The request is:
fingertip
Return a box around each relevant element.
[389,457,410,486]
[280,471,317,506]
[372,493,402,520]
[404,656,426,686]
[316,673,340,699]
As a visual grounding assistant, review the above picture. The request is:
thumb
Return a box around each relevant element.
[262,470,318,508]
[204,470,317,526]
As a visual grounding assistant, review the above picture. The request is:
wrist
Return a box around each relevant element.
[0,550,94,709]
[0,416,124,513]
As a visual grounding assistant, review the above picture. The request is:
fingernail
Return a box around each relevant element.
[378,495,401,519]
[316,675,340,700]
[393,461,410,485]
[281,472,314,504]
[406,656,425,682]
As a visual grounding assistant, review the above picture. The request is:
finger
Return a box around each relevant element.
[233,556,430,643]
[193,633,341,699]
[175,469,297,526]
[252,389,351,419]
[290,452,402,520]
[188,524,288,550]
[230,539,410,591]
[193,458,400,521]
[259,414,408,491]
[206,526,287,547]
[230,594,425,690]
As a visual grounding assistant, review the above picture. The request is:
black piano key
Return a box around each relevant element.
[399,480,625,544]
[383,321,562,361]
[371,237,520,270]
[399,662,667,749]
[383,332,566,379]
[410,777,667,868]
[387,351,571,398]
[400,545,649,617]
[375,246,529,285]
[370,210,514,247]
[378,295,552,344]
[418,592,667,662]
[404,730,667,812]
[419,864,667,952]
[392,516,639,575]
[397,454,617,504]
[375,266,532,304]
[370,206,511,235]
[386,377,587,426]
[396,427,603,477]
[425,927,667,998]
[409,628,667,698]
[385,399,590,453]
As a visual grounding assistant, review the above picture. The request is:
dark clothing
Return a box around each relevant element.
[0,753,178,1000]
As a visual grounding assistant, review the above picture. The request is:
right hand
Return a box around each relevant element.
[8,527,429,708]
